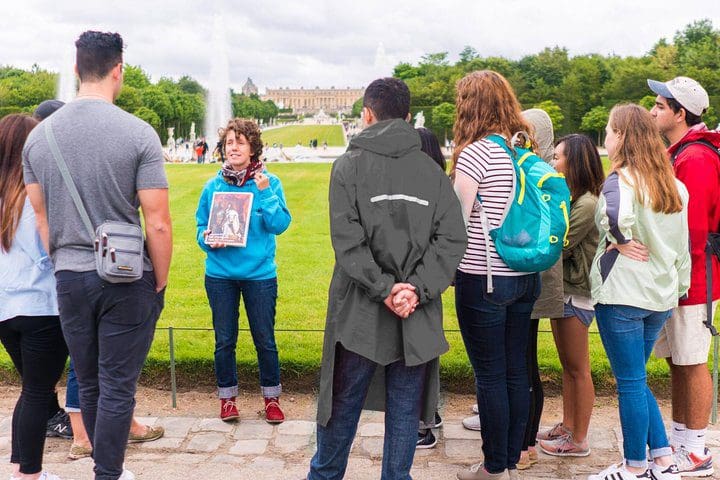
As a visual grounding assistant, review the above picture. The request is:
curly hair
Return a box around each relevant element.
[218,118,264,163]
[75,31,124,81]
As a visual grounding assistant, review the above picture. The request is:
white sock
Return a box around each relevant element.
[684,427,707,456]
[671,421,686,449]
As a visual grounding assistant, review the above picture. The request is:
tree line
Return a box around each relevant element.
[0,64,278,144]
[394,19,719,144]
[1,19,716,145]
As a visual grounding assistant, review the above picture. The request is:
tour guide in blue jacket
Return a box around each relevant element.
[308,77,467,480]
[196,118,291,424]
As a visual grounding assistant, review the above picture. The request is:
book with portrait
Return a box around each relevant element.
[205,192,253,247]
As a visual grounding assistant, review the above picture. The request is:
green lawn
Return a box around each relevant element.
[261,125,345,147]
[145,163,677,390]
[0,162,695,391]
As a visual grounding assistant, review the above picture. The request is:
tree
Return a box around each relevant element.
[177,75,205,95]
[639,95,656,110]
[458,46,479,64]
[351,97,363,117]
[123,65,151,89]
[432,102,455,140]
[533,100,564,132]
[420,52,449,67]
[580,106,609,144]
[142,86,173,122]
[393,63,421,80]
[115,85,143,113]
[133,106,161,131]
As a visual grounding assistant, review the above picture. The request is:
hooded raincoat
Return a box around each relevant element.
[316,118,467,426]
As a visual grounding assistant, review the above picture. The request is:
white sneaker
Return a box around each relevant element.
[119,470,136,480]
[649,462,680,480]
[462,414,481,431]
[472,403,479,414]
[588,463,652,480]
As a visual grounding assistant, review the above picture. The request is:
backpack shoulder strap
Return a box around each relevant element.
[484,134,515,159]
[44,116,96,242]
[672,139,720,164]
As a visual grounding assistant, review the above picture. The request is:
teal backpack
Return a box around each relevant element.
[477,134,570,291]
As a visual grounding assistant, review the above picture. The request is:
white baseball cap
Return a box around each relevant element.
[647,76,709,116]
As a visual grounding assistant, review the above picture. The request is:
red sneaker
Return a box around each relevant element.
[263,397,285,424]
[220,397,239,422]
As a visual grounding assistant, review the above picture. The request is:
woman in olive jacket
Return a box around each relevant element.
[538,134,605,457]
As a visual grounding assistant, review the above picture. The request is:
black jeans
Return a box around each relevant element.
[523,318,543,450]
[0,315,68,474]
[455,271,540,473]
[56,270,164,480]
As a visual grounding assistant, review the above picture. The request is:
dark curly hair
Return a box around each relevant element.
[218,118,263,163]
[75,31,124,82]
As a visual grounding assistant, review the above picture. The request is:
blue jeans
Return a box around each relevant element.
[205,276,281,398]
[308,344,427,480]
[65,358,80,411]
[455,271,540,474]
[56,270,163,480]
[595,303,673,468]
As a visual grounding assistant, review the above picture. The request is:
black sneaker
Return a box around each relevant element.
[46,409,73,439]
[416,429,437,449]
[433,411,443,428]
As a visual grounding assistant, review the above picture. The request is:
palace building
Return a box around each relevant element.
[249,78,364,115]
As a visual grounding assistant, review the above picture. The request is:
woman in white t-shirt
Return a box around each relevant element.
[453,70,540,480]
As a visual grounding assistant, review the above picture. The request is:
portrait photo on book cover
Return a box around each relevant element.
[206,192,253,247]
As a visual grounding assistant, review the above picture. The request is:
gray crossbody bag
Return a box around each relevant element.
[44,117,145,283]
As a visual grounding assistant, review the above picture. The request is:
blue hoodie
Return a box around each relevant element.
[196,170,291,280]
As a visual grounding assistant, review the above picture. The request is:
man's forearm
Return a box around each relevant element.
[145,220,172,290]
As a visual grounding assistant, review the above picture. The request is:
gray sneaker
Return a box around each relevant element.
[462,415,481,431]
[457,463,508,480]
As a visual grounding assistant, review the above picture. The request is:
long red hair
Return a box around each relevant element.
[451,70,530,175]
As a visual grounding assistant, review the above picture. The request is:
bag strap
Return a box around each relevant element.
[672,139,720,164]
[706,234,720,336]
[44,116,96,242]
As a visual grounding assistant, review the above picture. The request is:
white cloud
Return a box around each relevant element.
[0,0,718,93]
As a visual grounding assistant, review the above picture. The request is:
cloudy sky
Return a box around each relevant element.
[1,0,718,93]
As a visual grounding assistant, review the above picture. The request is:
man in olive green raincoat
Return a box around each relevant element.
[307,77,467,480]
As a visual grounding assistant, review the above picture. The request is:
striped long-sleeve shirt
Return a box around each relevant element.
[455,138,526,276]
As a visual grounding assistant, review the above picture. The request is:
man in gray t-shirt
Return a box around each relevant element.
[24,31,172,480]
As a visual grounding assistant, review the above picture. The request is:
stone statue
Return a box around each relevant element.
[414,111,425,129]
[189,122,196,146]
[167,127,175,149]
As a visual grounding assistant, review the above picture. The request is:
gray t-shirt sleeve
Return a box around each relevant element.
[136,125,168,190]
[22,142,39,185]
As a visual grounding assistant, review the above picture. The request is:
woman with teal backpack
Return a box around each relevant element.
[452,70,542,480]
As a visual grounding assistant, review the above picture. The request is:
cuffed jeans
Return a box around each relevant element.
[65,358,80,411]
[0,315,68,474]
[308,344,427,480]
[205,276,281,398]
[56,270,164,480]
[455,271,540,474]
[595,303,673,468]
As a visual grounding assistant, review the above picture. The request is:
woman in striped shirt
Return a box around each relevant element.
[453,70,541,480]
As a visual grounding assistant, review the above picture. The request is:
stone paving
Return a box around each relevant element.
[2,411,720,479]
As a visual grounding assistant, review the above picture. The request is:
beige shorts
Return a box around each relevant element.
[654,302,718,366]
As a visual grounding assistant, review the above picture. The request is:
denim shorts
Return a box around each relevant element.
[563,301,595,327]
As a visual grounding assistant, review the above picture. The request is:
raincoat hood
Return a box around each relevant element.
[349,118,421,158]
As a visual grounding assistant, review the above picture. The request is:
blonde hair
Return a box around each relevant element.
[451,70,530,176]
[608,104,682,214]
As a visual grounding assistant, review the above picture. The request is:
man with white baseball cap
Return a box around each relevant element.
[648,75,720,478]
